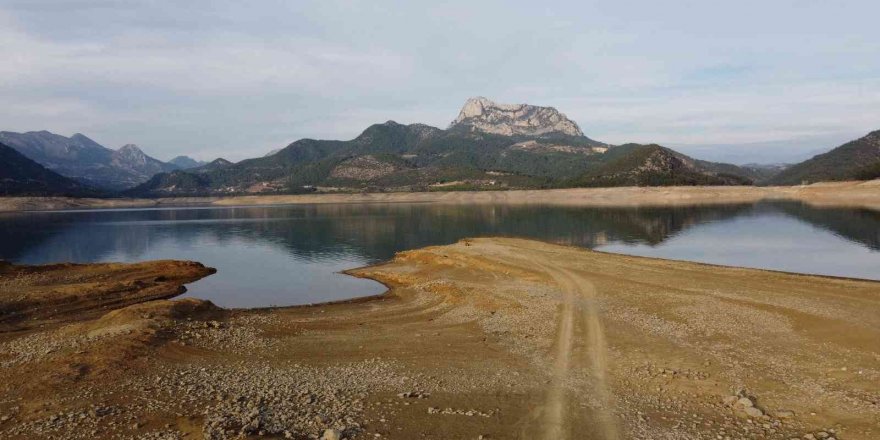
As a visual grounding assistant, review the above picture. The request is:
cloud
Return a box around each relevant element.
[0,19,412,94]
[0,1,878,161]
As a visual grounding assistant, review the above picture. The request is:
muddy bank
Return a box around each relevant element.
[0,260,216,332]
[1,180,879,212]
[1,239,879,439]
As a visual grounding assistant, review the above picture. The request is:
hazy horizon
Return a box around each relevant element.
[1,1,877,163]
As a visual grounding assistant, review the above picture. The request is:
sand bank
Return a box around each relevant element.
[1,238,878,439]
[1,180,879,212]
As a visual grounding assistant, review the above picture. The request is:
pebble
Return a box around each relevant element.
[776,410,795,419]
[744,407,763,418]
[321,428,342,440]
[737,397,754,408]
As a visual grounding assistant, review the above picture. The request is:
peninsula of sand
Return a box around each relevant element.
[1,237,878,439]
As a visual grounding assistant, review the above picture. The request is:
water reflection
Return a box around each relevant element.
[0,201,877,307]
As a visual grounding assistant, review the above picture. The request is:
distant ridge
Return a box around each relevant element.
[0,142,98,196]
[169,156,207,169]
[192,158,234,173]
[0,131,177,190]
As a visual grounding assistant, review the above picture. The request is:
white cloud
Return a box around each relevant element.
[0,1,878,162]
[0,22,412,94]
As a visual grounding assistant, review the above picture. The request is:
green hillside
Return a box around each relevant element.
[571,144,753,187]
[767,130,880,185]
[128,122,759,197]
[128,122,613,196]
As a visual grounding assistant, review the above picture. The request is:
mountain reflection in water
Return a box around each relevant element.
[0,201,877,307]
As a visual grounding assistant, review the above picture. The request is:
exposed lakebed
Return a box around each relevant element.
[0,201,877,307]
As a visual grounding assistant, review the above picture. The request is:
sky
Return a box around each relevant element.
[1,0,878,164]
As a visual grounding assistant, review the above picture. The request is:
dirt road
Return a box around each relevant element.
[534,264,619,440]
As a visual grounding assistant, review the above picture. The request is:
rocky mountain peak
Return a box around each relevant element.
[118,144,143,153]
[114,144,148,165]
[449,97,584,137]
[70,133,94,142]
[110,144,177,178]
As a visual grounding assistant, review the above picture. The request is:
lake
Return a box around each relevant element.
[0,201,878,307]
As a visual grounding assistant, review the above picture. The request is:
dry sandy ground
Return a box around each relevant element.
[1,181,879,212]
[1,238,878,439]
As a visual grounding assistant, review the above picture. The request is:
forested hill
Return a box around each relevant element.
[767,130,880,185]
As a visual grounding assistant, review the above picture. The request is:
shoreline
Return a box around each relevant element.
[1,180,879,213]
[2,238,878,439]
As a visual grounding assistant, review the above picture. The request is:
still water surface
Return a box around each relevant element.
[0,202,877,307]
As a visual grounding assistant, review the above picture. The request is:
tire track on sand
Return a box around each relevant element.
[539,263,620,440]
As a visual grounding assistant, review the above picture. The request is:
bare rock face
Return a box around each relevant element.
[449,97,584,137]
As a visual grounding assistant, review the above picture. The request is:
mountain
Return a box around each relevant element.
[168,156,207,169]
[128,97,756,197]
[122,158,235,196]
[0,142,98,196]
[572,144,753,187]
[125,170,212,196]
[0,131,177,190]
[767,130,880,185]
[0,131,114,187]
[111,144,178,178]
[192,158,234,173]
[128,117,615,196]
[449,96,589,138]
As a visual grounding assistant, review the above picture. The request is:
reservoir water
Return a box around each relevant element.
[0,201,877,307]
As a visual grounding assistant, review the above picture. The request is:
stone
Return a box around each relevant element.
[775,410,795,419]
[321,428,342,440]
[744,407,764,417]
[737,397,754,407]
